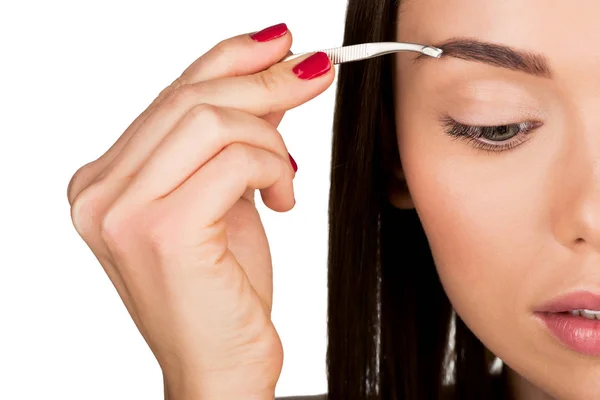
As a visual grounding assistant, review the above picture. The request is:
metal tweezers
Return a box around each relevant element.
[280,42,443,64]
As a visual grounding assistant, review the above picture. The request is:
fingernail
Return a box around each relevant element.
[250,23,288,42]
[288,153,298,173]
[292,52,331,80]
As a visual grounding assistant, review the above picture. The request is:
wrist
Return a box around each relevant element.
[165,385,276,400]
[163,370,277,400]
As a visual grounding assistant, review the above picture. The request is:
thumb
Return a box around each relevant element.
[263,50,294,127]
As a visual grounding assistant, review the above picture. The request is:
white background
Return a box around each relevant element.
[1,1,347,398]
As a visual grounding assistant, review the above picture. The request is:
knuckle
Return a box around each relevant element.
[170,75,187,90]
[255,69,280,94]
[264,126,291,161]
[99,206,135,254]
[164,83,197,110]
[269,152,290,183]
[187,103,223,127]
[210,34,245,63]
[67,162,95,205]
[187,103,226,147]
[225,142,252,169]
[211,38,229,61]
[153,76,188,107]
[100,204,176,262]
[155,83,175,104]
[280,152,295,179]
[99,209,121,245]
[70,182,104,239]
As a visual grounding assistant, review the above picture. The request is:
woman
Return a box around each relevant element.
[66,0,600,399]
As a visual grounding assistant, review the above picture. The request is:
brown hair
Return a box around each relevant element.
[326,0,503,398]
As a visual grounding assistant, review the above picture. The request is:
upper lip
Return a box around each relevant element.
[535,291,600,313]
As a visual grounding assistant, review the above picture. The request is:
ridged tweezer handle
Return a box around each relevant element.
[319,43,369,64]
[279,42,443,64]
[280,43,368,64]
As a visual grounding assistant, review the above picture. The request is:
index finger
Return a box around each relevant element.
[164,51,335,119]
[68,26,295,204]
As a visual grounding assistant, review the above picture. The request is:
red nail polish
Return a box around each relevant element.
[288,153,298,173]
[292,52,331,80]
[250,23,288,42]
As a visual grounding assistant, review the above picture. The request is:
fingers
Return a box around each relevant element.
[177,51,334,118]
[69,181,143,334]
[106,29,292,162]
[67,27,294,205]
[160,142,295,230]
[103,51,333,182]
[118,104,293,206]
[178,28,293,84]
[262,50,294,127]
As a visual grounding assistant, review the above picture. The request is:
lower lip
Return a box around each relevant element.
[536,312,600,356]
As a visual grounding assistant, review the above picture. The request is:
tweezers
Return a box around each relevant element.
[280,42,443,64]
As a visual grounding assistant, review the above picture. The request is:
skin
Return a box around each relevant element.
[389,1,600,399]
[67,28,334,399]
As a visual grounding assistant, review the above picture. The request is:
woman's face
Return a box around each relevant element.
[393,1,600,399]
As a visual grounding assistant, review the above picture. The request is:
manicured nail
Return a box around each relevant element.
[288,153,298,173]
[292,52,331,80]
[250,23,288,42]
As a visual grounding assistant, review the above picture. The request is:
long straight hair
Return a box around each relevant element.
[326,0,502,398]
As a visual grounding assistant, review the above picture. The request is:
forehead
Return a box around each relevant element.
[396,0,600,61]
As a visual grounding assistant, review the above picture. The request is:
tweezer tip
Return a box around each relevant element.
[422,46,443,58]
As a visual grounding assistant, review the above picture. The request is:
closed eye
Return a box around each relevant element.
[437,114,543,154]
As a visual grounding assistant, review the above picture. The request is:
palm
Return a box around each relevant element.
[224,188,275,315]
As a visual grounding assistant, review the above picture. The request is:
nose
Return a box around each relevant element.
[552,126,600,252]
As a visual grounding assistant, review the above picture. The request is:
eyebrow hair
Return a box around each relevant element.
[413,37,553,79]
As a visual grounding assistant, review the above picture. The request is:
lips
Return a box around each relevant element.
[534,291,600,313]
[534,291,600,357]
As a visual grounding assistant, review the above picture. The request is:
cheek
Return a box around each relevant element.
[394,114,546,342]
[407,161,520,320]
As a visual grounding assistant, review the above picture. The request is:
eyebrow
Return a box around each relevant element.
[413,37,553,79]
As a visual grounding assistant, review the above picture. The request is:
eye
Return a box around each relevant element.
[438,115,543,153]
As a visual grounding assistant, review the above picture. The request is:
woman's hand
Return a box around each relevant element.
[66,23,334,400]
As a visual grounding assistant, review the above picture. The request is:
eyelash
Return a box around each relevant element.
[438,115,543,154]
